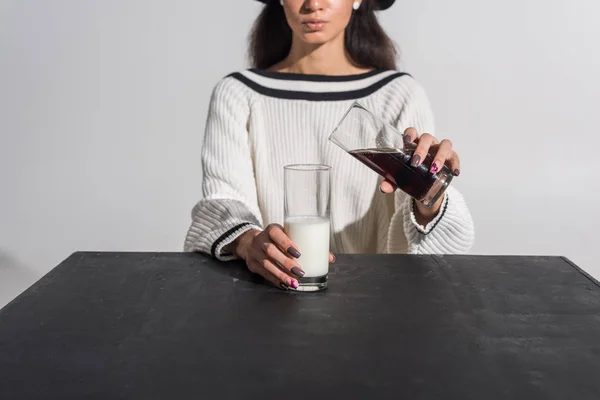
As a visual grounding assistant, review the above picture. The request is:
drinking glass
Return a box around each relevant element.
[283,164,331,292]
[329,102,453,208]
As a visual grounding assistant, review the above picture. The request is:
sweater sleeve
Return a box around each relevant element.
[184,78,263,260]
[387,77,475,254]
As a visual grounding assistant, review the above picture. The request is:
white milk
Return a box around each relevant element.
[284,216,330,278]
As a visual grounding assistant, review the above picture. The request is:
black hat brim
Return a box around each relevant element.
[377,0,395,10]
[255,0,395,11]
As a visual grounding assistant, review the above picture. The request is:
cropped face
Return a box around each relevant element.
[282,0,359,45]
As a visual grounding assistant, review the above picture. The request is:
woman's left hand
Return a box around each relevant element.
[380,127,461,224]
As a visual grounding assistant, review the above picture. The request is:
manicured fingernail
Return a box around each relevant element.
[291,267,305,277]
[287,247,301,258]
[290,279,299,289]
[379,186,385,193]
[453,168,460,176]
[403,135,412,143]
[280,283,289,291]
[430,162,439,174]
[410,154,421,167]
[331,254,336,263]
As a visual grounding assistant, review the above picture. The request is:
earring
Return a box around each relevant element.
[352,1,360,10]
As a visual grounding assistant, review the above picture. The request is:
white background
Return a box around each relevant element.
[1,0,598,307]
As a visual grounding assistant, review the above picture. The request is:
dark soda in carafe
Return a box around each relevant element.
[349,148,446,202]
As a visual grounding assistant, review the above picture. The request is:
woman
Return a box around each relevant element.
[184,0,474,289]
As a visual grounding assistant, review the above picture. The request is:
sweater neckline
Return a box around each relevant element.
[228,69,410,102]
[248,68,384,83]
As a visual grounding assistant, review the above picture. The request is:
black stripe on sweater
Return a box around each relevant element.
[227,72,410,101]
[211,222,253,259]
[413,194,450,236]
[248,68,385,82]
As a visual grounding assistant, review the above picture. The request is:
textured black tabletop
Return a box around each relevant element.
[1,252,600,399]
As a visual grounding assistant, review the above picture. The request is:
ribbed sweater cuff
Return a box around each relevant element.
[408,192,449,235]
[402,187,474,254]
[184,199,262,261]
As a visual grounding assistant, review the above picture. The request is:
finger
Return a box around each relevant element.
[261,258,299,289]
[329,252,336,263]
[403,127,418,144]
[266,224,300,258]
[247,260,286,290]
[413,134,439,146]
[380,179,397,194]
[249,255,298,290]
[446,151,461,176]
[411,133,435,167]
[430,139,453,174]
[263,241,304,278]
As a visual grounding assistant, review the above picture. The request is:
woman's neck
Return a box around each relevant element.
[269,34,372,76]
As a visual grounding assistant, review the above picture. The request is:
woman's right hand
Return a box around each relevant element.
[233,224,306,290]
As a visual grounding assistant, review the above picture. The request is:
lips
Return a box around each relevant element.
[302,19,328,31]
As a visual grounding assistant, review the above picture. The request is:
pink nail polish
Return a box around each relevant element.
[291,279,298,289]
[430,162,439,174]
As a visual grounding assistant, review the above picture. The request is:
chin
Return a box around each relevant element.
[299,32,334,45]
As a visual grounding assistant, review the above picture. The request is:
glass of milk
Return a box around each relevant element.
[283,164,331,292]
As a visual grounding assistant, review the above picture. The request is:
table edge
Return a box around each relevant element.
[560,256,600,288]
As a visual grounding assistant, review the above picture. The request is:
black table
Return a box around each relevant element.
[1,253,599,399]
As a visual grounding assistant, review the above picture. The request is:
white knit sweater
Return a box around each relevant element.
[184,69,474,260]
